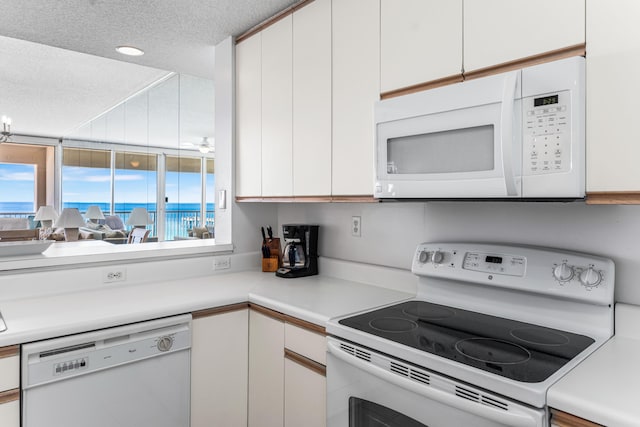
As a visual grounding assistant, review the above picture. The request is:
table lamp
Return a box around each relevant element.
[34,206,58,228]
[54,208,86,241]
[84,205,105,223]
[126,207,153,229]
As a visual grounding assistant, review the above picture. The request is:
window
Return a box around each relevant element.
[114,152,157,235]
[0,162,36,215]
[62,147,111,214]
[165,155,202,240]
[205,158,215,236]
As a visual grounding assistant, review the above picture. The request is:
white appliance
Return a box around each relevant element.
[326,243,614,427]
[374,57,585,200]
[22,314,192,427]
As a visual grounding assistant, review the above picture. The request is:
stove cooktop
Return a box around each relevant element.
[338,300,595,383]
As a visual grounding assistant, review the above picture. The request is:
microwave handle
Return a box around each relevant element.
[500,71,519,196]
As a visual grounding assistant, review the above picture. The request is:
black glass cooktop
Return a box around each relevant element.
[339,301,595,383]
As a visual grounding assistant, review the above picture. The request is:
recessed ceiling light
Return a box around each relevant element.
[116,46,144,56]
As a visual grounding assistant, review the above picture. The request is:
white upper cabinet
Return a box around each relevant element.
[585,0,640,193]
[463,0,585,73]
[332,0,380,196]
[261,15,293,197]
[380,0,462,93]
[236,34,262,197]
[293,0,332,196]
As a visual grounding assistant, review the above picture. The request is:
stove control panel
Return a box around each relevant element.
[412,243,615,306]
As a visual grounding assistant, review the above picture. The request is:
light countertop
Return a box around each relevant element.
[0,269,414,347]
[547,303,640,426]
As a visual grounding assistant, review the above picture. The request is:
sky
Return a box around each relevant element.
[0,163,36,203]
[0,162,214,211]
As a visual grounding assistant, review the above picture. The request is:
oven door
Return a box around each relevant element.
[374,71,522,199]
[327,339,546,427]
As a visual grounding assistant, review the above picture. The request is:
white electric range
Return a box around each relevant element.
[326,243,614,427]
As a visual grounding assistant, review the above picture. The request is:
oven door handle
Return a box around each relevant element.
[500,70,519,197]
[328,341,538,427]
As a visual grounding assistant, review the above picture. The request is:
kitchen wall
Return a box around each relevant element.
[277,202,640,305]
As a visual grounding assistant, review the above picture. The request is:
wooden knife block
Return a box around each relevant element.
[262,237,282,272]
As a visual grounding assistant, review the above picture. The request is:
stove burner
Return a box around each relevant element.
[455,338,531,365]
[402,302,455,321]
[369,317,418,333]
[510,327,570,346]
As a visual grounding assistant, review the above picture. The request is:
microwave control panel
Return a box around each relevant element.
[523,90,571,175]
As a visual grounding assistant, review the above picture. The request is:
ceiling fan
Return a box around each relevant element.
[181,136,214,154]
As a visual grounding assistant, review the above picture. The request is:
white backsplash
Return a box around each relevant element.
[277,201,640,305]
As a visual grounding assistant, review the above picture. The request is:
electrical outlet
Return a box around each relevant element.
[213,256,231,270]
[103,268,127,283]
[352,216,361,237]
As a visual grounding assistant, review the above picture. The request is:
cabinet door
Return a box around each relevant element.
[0,399,19,427]
[293,0,332,196]
[284,358,326,427]
[332,0,380,196]
[380,0,462,93]
[463,0,585,72]
[191,309,249,427]
[248,310,285,427]
[236,34,262,197]
[586,0,640,192]
[261,15,293,197]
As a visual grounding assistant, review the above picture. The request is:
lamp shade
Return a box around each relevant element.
[126,207,153,227]
[54,208,86,228]
[34,206,58,227]
[85,205,105,220]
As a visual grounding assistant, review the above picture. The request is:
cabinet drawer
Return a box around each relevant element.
[0,391,19,427]
[0,347,19,391]
[284,323,326,365]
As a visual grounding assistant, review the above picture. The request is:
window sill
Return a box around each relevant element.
[0,239,233,273]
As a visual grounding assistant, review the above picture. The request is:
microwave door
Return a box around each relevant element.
[375,71,522,199]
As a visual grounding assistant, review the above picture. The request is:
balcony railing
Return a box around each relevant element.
[0,210,215,241]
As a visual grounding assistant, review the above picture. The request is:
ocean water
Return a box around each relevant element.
[0,201,214,213]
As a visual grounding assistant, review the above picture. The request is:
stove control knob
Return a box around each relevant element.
[579,267,602,288]
[431,251,444,264]
[418,250,429,264]
[553,263,574,282]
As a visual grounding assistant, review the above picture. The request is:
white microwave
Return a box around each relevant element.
[374,57,585,200]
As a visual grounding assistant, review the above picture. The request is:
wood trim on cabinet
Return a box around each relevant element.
[235,195,378,203]
[192,303,250,319]
[586,192,640,205]
[463,43,586,81]
[0,345,18,359]
[0,389,19,405]
[285,315,326,336]
[249,304,327,335]
[249,303,288,322]
[284,349,326,376]
[550,409,603,427]
[236,0,316,43]
[380,74,464,100]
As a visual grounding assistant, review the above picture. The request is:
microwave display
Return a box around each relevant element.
[534,94,559,107]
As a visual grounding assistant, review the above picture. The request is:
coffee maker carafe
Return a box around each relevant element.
[276,224,319,278]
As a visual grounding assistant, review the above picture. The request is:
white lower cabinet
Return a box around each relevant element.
[0,346,19,427]
[249,307,327,427]
[191,307,249,427]
[248,309,285,427]
[284,357,326,427]
[0,399,19,426]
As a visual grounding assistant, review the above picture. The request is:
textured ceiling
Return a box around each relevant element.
[0,0,298,78]
[0,0,297,140]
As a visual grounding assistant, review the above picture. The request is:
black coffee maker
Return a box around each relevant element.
[276,224,319,278]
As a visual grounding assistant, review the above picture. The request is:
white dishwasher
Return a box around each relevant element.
[21,314,192,427]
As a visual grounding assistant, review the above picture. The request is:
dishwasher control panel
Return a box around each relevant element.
[22,314,192,388]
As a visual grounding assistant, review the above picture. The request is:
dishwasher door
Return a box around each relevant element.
[22,314,192,427]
